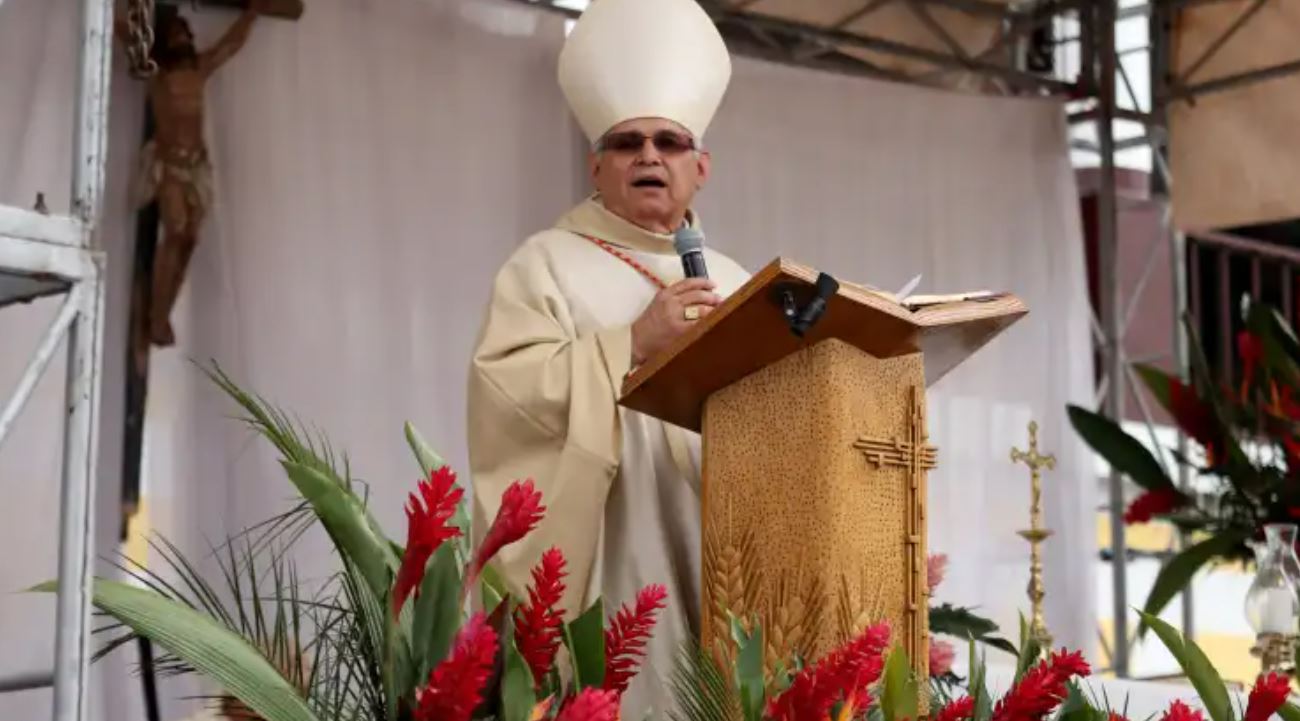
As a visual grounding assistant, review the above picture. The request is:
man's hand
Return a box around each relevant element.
[630,278,722,365]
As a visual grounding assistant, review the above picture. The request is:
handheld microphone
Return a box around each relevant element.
[673,227,709,280]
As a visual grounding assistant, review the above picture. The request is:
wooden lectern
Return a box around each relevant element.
[619,258,1026,681]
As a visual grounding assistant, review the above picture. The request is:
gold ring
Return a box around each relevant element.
[683,306,700,321]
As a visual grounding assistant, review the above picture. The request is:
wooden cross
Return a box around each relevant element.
[851,386,937,670]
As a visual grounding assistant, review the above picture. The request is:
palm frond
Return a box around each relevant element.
[668,640,744,721]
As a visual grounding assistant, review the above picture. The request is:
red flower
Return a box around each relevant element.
[603,584,669,694]
[927,554,948,593]
[1169,379,1220,463]
[1048,649,1091,679]
[514,547,568,687]
[929,640,956,677]
[415,613,498,721]
[933,697,976,721]
[990,649,1089,721]
[766,623,891,721]
[393,466,465,614]
[465,480,546,593]
[556,688,620,721]
[1123,488,1185,525]
[1162,701,1206,721]
[1109,714,1131,721]
[1245,672,1292,721]
[1239,330,1264,399]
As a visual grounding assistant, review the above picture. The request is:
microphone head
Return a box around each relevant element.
[674,227,705,256]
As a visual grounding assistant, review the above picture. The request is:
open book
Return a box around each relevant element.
[836,278,1004,310]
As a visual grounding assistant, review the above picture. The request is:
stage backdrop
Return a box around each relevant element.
[0,0,1093,719]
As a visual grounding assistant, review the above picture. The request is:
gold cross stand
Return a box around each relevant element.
[1011,420,1056,649]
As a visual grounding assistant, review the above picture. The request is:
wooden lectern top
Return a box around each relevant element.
[619,257,1027,432]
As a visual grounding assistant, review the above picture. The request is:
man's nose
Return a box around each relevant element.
[633,139,664,165]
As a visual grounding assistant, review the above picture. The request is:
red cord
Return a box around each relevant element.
[578,234,668,291]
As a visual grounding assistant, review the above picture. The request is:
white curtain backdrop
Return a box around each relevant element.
[0,0,1093,719]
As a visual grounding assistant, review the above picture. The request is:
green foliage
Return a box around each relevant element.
[929,603,1017,656]
[1136,530,1249,638]
[878,646,918,721]
[411,543,463,680]
[967,638,993,721]
[501,639,538,721]
[1013,614,1044,683]
[730,618,766,721]
[564,599,606,689]
[668,643,742,721]
[37,579,320,721]
[1139,612,1234,721]
[1066,405,1174,493]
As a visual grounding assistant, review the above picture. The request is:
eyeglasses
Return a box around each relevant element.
[596,130,697,155]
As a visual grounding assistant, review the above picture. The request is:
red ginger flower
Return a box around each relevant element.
[1162,701,1207,721]
[927,554,949,593]
[556,688,620,721]
[514,547,568,687]
[933,697,976,721]
[1109,714,1131,721]
[929,640,956,677]
[465,479,545,593]
[1124,488,1186,525]
[603,584,669,694]
[1245,672,1292,721]
[1239,330,1264,400]
[766,622,891,721]
[1169,379,1220,464]
[990,649,1090,721]
[415,613,498,721]
[394,466,464,614]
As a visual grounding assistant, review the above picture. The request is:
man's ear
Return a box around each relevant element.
[696,150,712,189]
[588,151,601,184]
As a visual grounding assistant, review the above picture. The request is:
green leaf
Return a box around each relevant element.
[1067,406,1175,492]
[412,543,463,679]
[1134,364,1175,412]
[404,422,446,474]
[1014,614,1043,683]
[384,590,417,721]
[1139,612,1234,721]
[730,617,765,721]
[667,641,743,721]
[282,462,399,600]
[1057,682,1103,721]
[1137,530,1248,638]
[501,638,537,721]
[564,599,606,689]
[481,564,510,616]
[968,639,992,721]
[929,603,999,638]
[35,579,319,721]
[879,645,918,721]
[1277,702,1300,721]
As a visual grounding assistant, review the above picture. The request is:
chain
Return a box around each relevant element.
[125,0,159,79]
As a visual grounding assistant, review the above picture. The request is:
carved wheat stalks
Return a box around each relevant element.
[704,523,760,668]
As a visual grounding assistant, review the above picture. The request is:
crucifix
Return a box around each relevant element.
[1011,420,1056,649]
[113,2,301,720]
[853,385,938,671]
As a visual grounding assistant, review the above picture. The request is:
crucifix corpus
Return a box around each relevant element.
[114,0,300,355]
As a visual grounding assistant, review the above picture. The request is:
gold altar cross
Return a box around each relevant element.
[1011,420,1056,647]
[852,386,937,670]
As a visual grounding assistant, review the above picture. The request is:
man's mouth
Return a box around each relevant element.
[631,178,667,189]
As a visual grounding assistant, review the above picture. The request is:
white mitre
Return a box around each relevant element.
[557,0,732,143]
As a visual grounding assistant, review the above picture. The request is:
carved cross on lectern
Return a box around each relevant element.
[851,385,937,670]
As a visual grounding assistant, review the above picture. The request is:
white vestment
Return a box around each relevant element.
[468,196,750,716]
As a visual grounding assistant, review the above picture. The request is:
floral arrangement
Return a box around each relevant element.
[1067,300,1300,624]
[37,366,664,721]
[674,600,1300,721]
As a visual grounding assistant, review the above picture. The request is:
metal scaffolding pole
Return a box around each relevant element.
[0,0,111,718]
[1095,0,1130,678]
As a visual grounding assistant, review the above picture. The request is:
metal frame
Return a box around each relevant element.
[0,0,111,718]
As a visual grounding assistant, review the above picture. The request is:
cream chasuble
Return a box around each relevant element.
[468,196,750,715]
